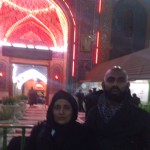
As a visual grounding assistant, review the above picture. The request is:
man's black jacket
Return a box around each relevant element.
[86,101,150,150]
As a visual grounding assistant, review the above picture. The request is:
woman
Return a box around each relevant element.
[24,90,98,150]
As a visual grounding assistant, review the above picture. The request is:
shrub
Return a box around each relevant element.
[139,101,150,113]
[0,109,14,120]
[16,94,28,101]
[20,94,28,100]
[2,97,17,105]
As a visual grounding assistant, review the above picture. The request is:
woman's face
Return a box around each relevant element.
[53,99,73,124]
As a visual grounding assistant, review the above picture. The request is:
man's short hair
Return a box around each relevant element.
[104,66,128,81]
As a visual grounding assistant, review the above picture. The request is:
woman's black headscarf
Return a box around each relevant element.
[46,90,78,127]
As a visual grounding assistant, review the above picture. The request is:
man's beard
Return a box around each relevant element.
[104,86,127,103]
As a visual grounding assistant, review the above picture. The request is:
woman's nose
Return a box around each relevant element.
[113,80,118,85]
[59,108,64,114]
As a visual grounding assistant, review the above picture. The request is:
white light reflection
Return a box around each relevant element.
[50,46,67,52]
[27,45,34,49]
[13,69,47,90]
[12,64,17,82]
[12,43,26,48]
[0,40,67,52]
[35,45,49,50]
[0,41,11,46]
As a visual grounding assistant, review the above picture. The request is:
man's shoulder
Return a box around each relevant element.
[92,90,103,96]
[87,105,99,115]
[127,104,150,118]
[86,90,103,99]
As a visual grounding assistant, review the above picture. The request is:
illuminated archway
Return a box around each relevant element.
[1,0,75,51]
[13,69,47,90]
[0,0,77,99]
[1,0,77,76]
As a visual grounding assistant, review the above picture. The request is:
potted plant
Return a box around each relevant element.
[0,105,15,147]
[0,107,14,123]
[1,96,19,122]
[2,96,18,105]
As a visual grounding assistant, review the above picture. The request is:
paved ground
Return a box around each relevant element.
[17,104,48,126]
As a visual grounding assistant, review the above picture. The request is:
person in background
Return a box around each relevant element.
[24,90,98,150]
[75,89,85,112]
[88,89,93,93]
[85,66,150,150]
[28,87,37,106]
[84,88,103,120]
[131,93,141,106]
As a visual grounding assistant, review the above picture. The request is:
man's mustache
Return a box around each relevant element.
[110,86,121,92]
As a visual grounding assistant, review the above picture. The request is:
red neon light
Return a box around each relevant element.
[55,75,59,80]
[73,44,76,60]
[74,27,76,42]
[0,72,3,77]
[96,32,100,47]
[64,1,75,23]
[64,1,76,77]
[72,61,75,76]
[95,32,100,64]
[72,32,76,76]
[95,48,99,64]
[73,27,76,60]
[98,0,102,14]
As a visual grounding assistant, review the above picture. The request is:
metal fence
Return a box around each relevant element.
[0,124,33,150]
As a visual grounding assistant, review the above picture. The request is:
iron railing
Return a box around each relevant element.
[0,124,33,150]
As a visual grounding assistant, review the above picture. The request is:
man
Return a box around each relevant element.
[28,87,38,106]
[75,89,85,112]
[85,66,150,150]
[131,93,141,106]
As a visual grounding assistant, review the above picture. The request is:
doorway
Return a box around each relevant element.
[12,63,48,104]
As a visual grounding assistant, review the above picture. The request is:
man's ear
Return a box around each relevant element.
[101,81,105,90]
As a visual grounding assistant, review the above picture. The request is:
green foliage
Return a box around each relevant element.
[139,101,150,113]
[2,97,17,105]
[20,94,28,100]
[0,108,14,120]
[16,94,28,101]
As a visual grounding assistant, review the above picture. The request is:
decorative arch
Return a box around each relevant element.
[5,14,57,46]
[0,0,77,96]
[13,69,47,90]
[1,0,76,54]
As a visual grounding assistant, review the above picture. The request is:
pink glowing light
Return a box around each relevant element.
[98,0,101,14]
[95,31,100,64]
